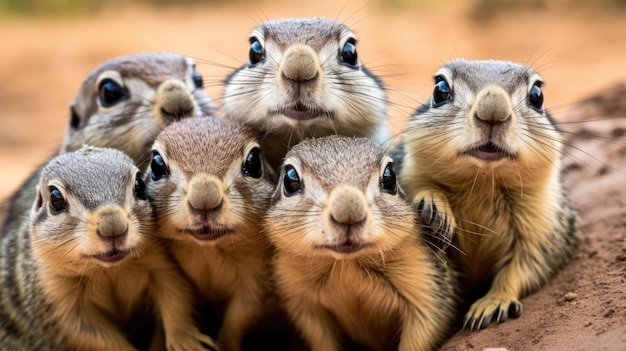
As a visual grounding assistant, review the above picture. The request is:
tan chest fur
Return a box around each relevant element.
[444,173,564,287]
[43,260,151,325]
[275,242,441,350]
[173,240,269,310]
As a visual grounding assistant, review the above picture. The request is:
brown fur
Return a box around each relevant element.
[0,146,216,350]
[222,18,389,170]
[266,136,458,351]
[146,117,277,351]
[397,59,579,330]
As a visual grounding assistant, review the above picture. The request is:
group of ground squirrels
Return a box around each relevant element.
[0,17,580,351]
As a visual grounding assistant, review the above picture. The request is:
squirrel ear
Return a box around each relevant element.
[69,105,81,129]
[30,185,43,220]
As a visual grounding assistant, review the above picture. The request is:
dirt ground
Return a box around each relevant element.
[0,0,624,350]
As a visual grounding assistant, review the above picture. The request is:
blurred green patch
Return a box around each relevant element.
[469,0,547,20]
[469,0,626,20]
[372,0,626,15]
[372,0,446,10]
[2,0,625,17]
[0,0,105,16]
[0,0,227,17]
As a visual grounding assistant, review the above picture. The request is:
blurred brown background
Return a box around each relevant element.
[1,1,626,350]
[1,0,625,199]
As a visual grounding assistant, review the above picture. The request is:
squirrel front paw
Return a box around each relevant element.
[463,293,523,331]
[412,191,456,252]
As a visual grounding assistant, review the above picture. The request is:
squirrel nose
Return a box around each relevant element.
[281,44,320,82]
[187,174,223,212]
[473,86,512,125]
[95,206,129,240]
[157,79,195,121]
[328,185,367,226]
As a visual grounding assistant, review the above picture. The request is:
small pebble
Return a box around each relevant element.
[564,292,578,302]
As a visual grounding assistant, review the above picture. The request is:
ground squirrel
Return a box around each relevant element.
[146,117,278,351]
[1,52,215,238]
[396,59,580,330]
[266,136,459,351]
[222,17,389,169]
[0,146,216,350]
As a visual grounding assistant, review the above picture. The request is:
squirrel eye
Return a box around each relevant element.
[380,162,397,195]
[242,147,263,179]
[248,38,265,66]
[432,76,451,106]
[48,186,67,214]
[192,68,204,89]
[283,165,302,196]
[98,79,127,107]
[528,83,544,110]
[151,151,169,181]
[134,173,147,200]
[340,39,358,67]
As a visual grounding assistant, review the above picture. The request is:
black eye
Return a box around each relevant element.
[380,162,397,195]
[249,39,265,66]
[192,68,204,89]
[151,151,169,181]
[134,173,147,200]
[48,186,67,214]
[340,39,358,67]
[242,147,263,179]
[283,165,302,196]
[528,83,544,110]
[432,76,451,106]
[98,79,127,107]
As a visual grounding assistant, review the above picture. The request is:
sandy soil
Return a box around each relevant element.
[0,0,624,350]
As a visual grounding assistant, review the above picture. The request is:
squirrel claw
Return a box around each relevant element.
[463,296,523,331]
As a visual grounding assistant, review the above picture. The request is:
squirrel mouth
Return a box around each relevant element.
[277,103,332,121]
[318,238,370,254]
[177,225,234,241]
[160,107,194,122]
[463,141,515,161]
[90,248,129,263]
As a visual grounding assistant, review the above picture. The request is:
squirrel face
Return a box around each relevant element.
[404,59,562,182]
[267,136,415,260]
[147,117,276,246]
[222,18,388,145]
[61,53,215,169]
[29,146,152,272]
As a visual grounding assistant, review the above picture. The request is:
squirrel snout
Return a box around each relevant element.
[94,206,129,240]
[156,79,196,122]
[187,174,224,212]
[328,185,367,226]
